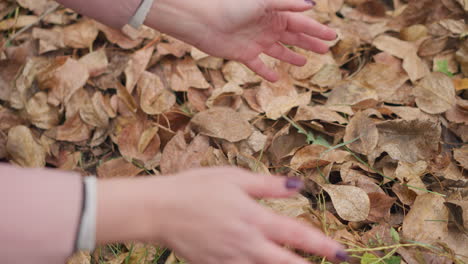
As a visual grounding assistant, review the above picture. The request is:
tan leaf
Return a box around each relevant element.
[222,61,261,85]
[402,194,468,260]
[190,107,253,142]
[371,119,441,163]
[343,111,379,155]
[117,119,161,169]
[52,114,92,142]
[453,145,468,169]
[326,81,378,110]
[206,82,243,109]
[37,57,89,107]
[373,35,429,82]
[367,192,397,222]
[138,71,175,115]
[165,57,210,92]
[125,45,154,93]
[160,131,211,174]
[262,195,310,218]
[413,72,456,114]
[97,157,143,178]
[80,92,110,128]
[7,125,46,168]
[295,105,348,124]
[67,251,91,264]
[25,92,60,129]
[392,182,417,206]
[290,145,349,170]
[395,161,428,195]
[0,15,38,31]
[310,64,342,88]
[79,49,109,77]
[157,35,191,58]
[95,22,142,49]
[289,49,335,80]
[63,19,98,49]
[322,184,370,222]
[16,0,51,14]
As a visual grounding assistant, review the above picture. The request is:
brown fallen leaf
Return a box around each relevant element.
[222,61,261,85]
[125,45,154,94]
[63,19,98,49]
[190,107,253,142]
[262,195,310,218]
[367,192,397,222]
[48,113,92,143]
[295,105,348,124]
[395,161,429,196]
[343,111,379,156]
[322,184,370,222]
[25,92,60,130]
[79,49,109,77]
[66,251,91,264]
[7,125,46,168]
[370,119,441,164]
[138,71,175,115]
[453,145,468,169]
[164,57,210,92]
[160,131,211,174]
[97,157,144,178]
[413,72,456,114]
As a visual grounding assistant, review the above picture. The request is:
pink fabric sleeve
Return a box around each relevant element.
[0,165,82,264]
[56,0,141,28]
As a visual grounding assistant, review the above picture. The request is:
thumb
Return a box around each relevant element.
[268,0,316,12]
[229,169,304,198]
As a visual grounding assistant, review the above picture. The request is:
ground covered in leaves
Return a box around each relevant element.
[0,0,467,263]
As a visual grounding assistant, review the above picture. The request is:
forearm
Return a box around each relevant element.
[0,165,82,264]
[56,0,141,28]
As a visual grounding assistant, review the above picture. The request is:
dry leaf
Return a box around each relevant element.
[138,71,175,115]
[367,192,397,222]
[395,161,429,195]
[79,49,109,77]
[160,131,210,174]
[262,195,310,218]
[343,111,379,155]
[97,157,143,178]
[191,107,253,142]
[165,57,210,92]
[413,72,456,114]
[453,145,468,169]
[295,105,348,124]
[6,125,46,167]
[125,45,154,93]
[25,92,60,129]
[322,184,370,222]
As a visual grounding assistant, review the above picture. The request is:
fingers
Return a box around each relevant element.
[243,57,279,82]
[258,210,348,262]
[264,43,307,66]
[268,0,315,12]
[287,13,337,41]
[280,31,329,54]
[225,168,303,198]
[254,240,312,264]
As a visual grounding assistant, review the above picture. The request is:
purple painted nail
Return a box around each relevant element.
[336,251,349,262]
[305,0,316,5]
[285,177,303,190]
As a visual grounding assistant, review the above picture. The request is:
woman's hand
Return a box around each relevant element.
[97,167,348,264]
[145,0,336,82]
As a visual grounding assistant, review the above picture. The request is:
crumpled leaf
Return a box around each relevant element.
[343,111,379,155]
[322,184,370,222]
[295,105,348,124]
[262,195,310,218]
[79,91,110,128]
[25,92,60,129]
[79,49,109,77]
[37,57,89,107]
[191,107,253,142]
[47,113,92,142]
[97,157,143,178]
[370,119,441,163]
[395,161,428,195]
[138,71,175,115]
[165,57,210,92]
[6,125,46,167]
[453,145,468,169]
[413,72,456,114]
[125,45,154,93]
[160,131,210,174]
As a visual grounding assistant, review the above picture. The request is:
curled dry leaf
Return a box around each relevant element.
[453,145,468,169]
[125,45,154,93]
[79,49,109,77]
[165,57,210,92]
[37,57,89,107]
[25,92,60,129]
[6,125,46,168]
[97,157,143,178]
[80,92,110,128]
[295,105,348,124]
[47,114,92,143]
[160,131,210,174]
[343,111,379,155]
[322,184,370,222]
[138,71,175,115]
[367,192,397,222]
[117,119,161,169]
[222,61,261,85]
[190,107,253,142]
[62,19,98,49]
[395,161,428,196]
[413,72,456,114]
[370,119,441,163]
[262,195,310,218]
[95,22,142,50]
[206,82,243,109]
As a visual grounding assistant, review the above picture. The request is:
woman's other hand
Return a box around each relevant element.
[145,0,336,82]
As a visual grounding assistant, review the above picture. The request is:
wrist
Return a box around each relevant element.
[96,177,165,244]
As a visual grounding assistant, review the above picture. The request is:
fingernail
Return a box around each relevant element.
[285,177,303,190]
[305,0,316,6]
[336,251,349,262]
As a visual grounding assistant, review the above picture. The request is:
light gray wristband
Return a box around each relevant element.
[76,176,97,252]
[128,0,155,29]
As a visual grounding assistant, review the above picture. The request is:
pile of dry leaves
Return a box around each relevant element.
[0,0,467,263]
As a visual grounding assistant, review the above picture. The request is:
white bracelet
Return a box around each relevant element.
[76,177,97,252]
[128,0,155,29]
